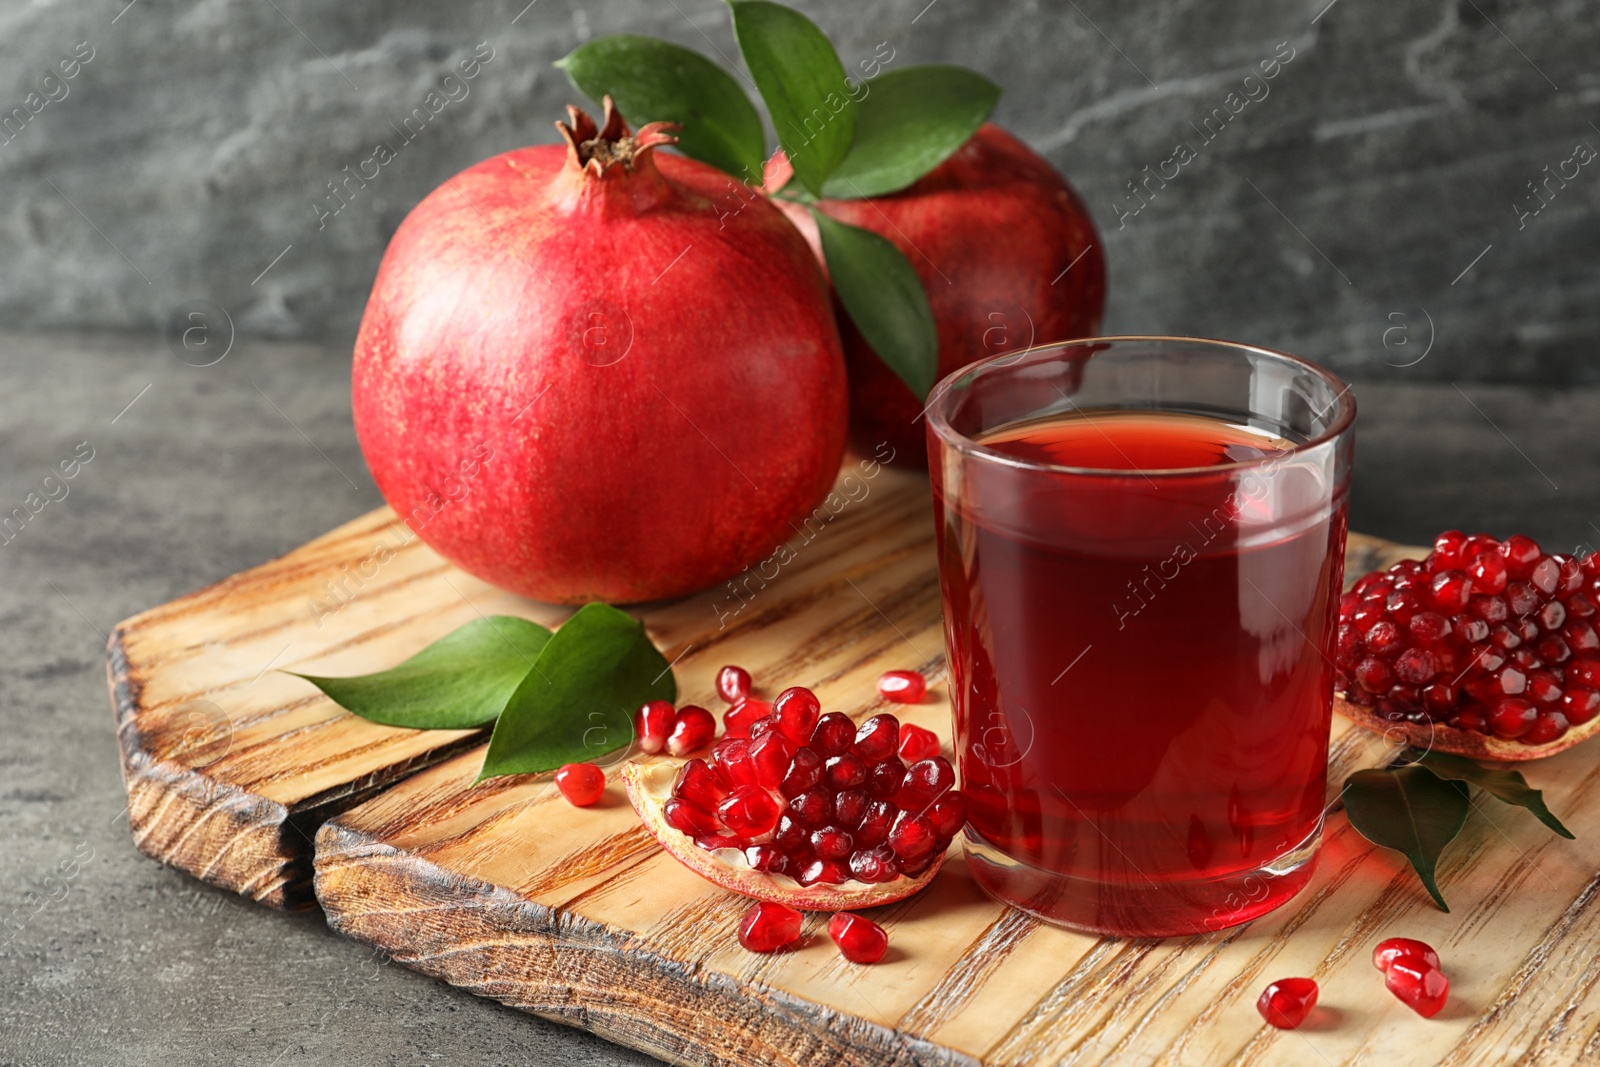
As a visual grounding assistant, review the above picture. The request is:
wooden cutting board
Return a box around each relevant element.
[111,464,1600,1064]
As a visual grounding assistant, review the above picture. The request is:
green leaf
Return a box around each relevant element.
[557,35,766,180]
[289,616,552,730]
[1407,747,1575,839]
[822,66,1000,199]
[729,0,856,195]
[810,208,939,398]
[478,603,676,781]
[1343,765,1471,911]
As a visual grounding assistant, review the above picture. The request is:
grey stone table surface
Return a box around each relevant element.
[1,328,1597,1067]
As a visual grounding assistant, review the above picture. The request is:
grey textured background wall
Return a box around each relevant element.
[1,0,1595,384]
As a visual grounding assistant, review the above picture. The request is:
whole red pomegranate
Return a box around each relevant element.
[772,125,1105,463]
[352,100,848,603]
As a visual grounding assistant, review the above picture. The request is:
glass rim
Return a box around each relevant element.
[924,334,1357,478]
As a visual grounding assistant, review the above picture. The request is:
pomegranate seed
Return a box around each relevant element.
[666,705,716,756]
[829,912,889,964]
[1386,589,1424,622]
[635,700,676,755]
[824,753,868,790]
[748,730,793,789]
[1469,595,1510,624]
[664,797,719,836]
[810,712,856,757]
[1523,710,1570,744]
[1385,958,1449,1017]
[1456,616,1491,644]
[1562,686,1600,725]
[834,788,869,828]
[554,762,606,807]
[897,757,956,810]
[745,844,785,873]
[929,792,969,837]
[789,789,832,827]
[1430,571,1473,613]
[1433,531,1470,570]
[848,845,898,882]
[898,724,941,762]
[1256,977,1318,1029]
[1422,682,1458,718]
[877,669,927,703]
[1564,620,1599,652]
[773,814,808,852]
[1570,658,1600,689]
[716,664,752,704]
[888,810,938,860]
[855,800,895,847]
[1355,657,1393,694]
[811,826,854,859]
[773,686,822,742]
[1393,647,1437,686]
[724,698,773,739]
[1502,534,1541,577]
[1569,592,1597,618]
[853,714,901,763]
[673,758,727,808]
[1452,708,1487,733]
[1469,551,1508,595]
[1489,697,1537,738]
[796,857,849,886]
[1408,612,1449,646]
[1527,670,1563,704]
[713,737,758,786]
[1337,623,1362,659]
[1372,937,1440,972]
[866,758,907,799]
[1537,635,1572,664]
[1365,620,1404,656]
[738,900,801,953]
[718,784,781,837]
[1539,599,1569,631]
[779,748,823,797]
[1352,604,1384,633]
[1531,556,1560,596]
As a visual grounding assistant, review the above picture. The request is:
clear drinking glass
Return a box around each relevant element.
[925,336,1356,937]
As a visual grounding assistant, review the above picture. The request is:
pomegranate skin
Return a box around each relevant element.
[353,105,848,603]
[776,124,1105,463]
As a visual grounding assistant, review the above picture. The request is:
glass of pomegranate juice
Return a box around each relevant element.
[926,337,1356,937]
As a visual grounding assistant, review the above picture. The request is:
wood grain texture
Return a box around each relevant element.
[280,472,1595,1066]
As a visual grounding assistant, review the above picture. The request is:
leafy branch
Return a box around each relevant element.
[557,1,1002,399]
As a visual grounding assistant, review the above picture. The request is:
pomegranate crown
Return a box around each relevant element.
[556,96,680,177]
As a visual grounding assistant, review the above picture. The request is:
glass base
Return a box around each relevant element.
[963,820,1322,938]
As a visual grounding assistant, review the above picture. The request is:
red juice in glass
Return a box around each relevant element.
[926,338,1355,937]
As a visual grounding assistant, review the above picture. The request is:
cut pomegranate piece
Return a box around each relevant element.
[1385,958,1449,1017]
[877,670,927,703]
[1372,936,1441,973]
[1335,532,1600,759]
[828,912,888,963]
[623,700,958,910]
[1256,977,1318,1029]
[716,664,752,704]
[738,900,802,953]
[554,762,606,807]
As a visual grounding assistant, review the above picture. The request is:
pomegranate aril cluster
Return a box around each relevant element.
[665,677,965,887]
[1372,936,1448,1017]
[1334,531,1600,743]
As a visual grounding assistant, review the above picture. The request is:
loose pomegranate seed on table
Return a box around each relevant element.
[1334,531,1600,749]
[635,699,676,755]
[1256,977,1318,1029]
[1371,937,1441,973]
[828,912,888,964]
[737,900,802,953]
[665,705,716,757]
[554,762,606,807]
[878,669,927,703]
[1385,958,1450,1017]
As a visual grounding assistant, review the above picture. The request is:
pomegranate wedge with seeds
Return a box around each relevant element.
[1335,531,1600,760]
[623,691,963,911]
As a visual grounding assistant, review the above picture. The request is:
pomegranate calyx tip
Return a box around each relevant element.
[556,96,680,178]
